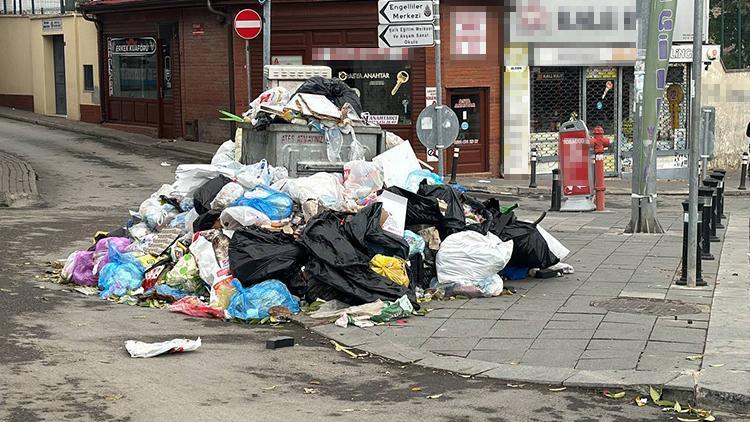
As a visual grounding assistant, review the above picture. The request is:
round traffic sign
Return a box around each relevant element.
[234,9,262,40]
[416,104,460,149]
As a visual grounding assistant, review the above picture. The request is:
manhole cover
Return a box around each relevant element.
[590,297,707,316]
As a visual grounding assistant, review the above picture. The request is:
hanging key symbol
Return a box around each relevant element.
[391,71,410,96]
[670,101,681,129]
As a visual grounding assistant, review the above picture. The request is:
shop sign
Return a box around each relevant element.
[338,71,391,81]
[42,18,62,32]
[367,115,400,125]
[669,44,721,63]
[505,65,526,72]
[453,98,476,109]
[425,87,437,105]
[111,37,157,56]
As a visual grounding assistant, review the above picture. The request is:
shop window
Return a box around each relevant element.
[83,65,94,91]
[109,37,158,99]
[314,59,413,125]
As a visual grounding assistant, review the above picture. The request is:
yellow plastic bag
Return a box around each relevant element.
[370,254,409,288]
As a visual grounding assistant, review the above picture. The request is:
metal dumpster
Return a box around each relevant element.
[239,123,384,178]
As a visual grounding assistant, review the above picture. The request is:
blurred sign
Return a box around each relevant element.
[42,19,62,32]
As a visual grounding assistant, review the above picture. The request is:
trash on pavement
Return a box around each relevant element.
[370,254,410,288]
[225,280,300,320]
[266,336,295,349]
[168,296,226,319]
[435,231,512,298]
[371,295,414,323]
[125,337,202,358]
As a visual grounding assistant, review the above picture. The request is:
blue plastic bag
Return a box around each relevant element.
[226,279,300,320]
[405,169,443,193]
[98,243,145,299]
[233,185,293,221]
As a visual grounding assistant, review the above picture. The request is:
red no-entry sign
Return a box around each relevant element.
[234,9,262,40]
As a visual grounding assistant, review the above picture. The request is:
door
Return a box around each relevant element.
[52,35,67,115]
[583,67,619,176]
[158,23,177,139]
[448,88,489,174]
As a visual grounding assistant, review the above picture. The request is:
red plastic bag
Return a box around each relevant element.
[168,296,226,319]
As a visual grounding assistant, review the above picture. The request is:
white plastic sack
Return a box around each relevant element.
[220,206,271,230]
[384,131,405,150]
[171,164,230,198]
[344,160,384,200]
[125,337,202,358]
[282,172,346,210]
[435,231,513,298]
[211,140,236,167]
[537,225,570,260]
[210,182,245,211]
[234,159,273,189]
[138,198,179,230]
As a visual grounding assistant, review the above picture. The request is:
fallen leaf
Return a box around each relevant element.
[261,385,277,391]
[676,417,700,422]
[309,381,321,385]
[655,400,676,407]
[674,401,682,412]
[426,394,443,399]
[685,355,703,361]
[548,387,567,392]
[634,396,647,407]
[304,388,318,394]
[411,387,423,392]
[603,391,626,399]
[649,385,661,402]
[704,415,715,421]
[709,363,724,368]
[330,340,359,358]
[104,393,124,401]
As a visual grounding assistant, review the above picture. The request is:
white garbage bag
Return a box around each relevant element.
[210,182,245,211]
[281,172,346,210]
[537,225,570,260]
[219,206,272,230]
[435,231,513,298]
[211,140,236,167]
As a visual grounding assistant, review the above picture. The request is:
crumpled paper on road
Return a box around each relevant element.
[124,337,202,358]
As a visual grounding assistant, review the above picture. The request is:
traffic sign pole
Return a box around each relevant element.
[245,39,252,107]
[433,0,444,177]
[234,8,263,108]
[262,0,271,91]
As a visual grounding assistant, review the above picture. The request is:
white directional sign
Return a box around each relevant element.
[378,24,435,48]
[378,0,434,24]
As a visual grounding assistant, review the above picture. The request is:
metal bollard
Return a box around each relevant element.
[449,147,460,185]
[739,152,748,191]
[529,147,538,188]
[679,201,705,285]
[702,178,720,242]
[698,187,715,260]
[550,168,561,211]
[712,169,727,219]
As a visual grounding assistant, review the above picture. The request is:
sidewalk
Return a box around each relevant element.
[304,201,750,412]
[0,106,216,162]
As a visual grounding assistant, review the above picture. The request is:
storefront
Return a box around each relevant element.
[81,0,503,175]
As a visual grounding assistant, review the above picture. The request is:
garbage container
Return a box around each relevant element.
[558,120,595,212]
[239,123,384,177]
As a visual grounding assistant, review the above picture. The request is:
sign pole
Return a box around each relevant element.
[686,0,705,288]
[262,0,271,91]
[433,0,444,177]
[245,39,252,107]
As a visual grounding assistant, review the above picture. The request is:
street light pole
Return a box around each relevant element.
[261,0,271,91]
[433,0,444,177]
[686,0,705,287]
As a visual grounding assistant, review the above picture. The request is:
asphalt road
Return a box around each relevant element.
[0,117,744,421]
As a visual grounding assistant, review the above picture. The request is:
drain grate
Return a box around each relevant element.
[590,297,707,316]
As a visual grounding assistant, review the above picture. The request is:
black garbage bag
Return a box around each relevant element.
[294,76,363,115]
[229,227,307,288]
[299,203,416,306]
[193,209,222,232]
[406,248,437,291]
[496,212,559,270]
[193,175,231,215]
[386,181,465,240]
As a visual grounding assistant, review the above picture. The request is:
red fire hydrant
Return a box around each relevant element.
[591,126,611,211]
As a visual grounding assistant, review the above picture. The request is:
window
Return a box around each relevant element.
[709,0,750,70]
[83,64,94,91]
[108,37,158,99]
[314,59,413,125]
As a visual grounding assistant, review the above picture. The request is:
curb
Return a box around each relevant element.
[462,184,750,198]
[0,110,214,163]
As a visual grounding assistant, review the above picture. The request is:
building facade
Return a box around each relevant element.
[80,0,505,176]
[0,12,101,122]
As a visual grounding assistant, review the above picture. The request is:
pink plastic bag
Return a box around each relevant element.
[93,237,132,277]
[168,296,226,319]
[63,251,97,286]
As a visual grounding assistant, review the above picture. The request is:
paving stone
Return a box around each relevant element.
[593,321,654,340]
[432,319,495,338]
[520,349,581,368]
[545,319,601,330]
[431,350,471,358]
[654,317,709,330]
[602,313,657,325]
[589,268,634,282]
[360,341,432,364]
[576,281,626,296]
[564,369,681,390]
[508,298,566,311]
[530,338,590,351]
[481,364,576,385]
[457,297,517,310]
[537,328,596,340]
[414,355,500,376]
[467,349,525,365]
[637,355,701,371]
[451,309,506,320]
[643,341,704,354]
[474,338,534,351]
[428,299,469,309]
[420,336,482,352]
[500,308,558,321]
[575,357,638,371]
[648,325,707,344]
[580,348,642,359]
[551,313,605,324]
[424,308,457,319]
[587,339,647,351]
[618,288,668,299]
[486,320,546,339]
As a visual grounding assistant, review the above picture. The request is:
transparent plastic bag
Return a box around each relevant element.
[93,237,132,277]
[234,159,273,189]
[405,169,443,193]
[211,140,237,167]
[347,129,366,161]
[283,172,345,210]
[220,206,272,229]
[325,127,344,162]
[98,243,145,299]
[343,161,384,200]
[403,230,426,258]
[225,279,300,320]
[210,182,245,211]
[234,185,293,221]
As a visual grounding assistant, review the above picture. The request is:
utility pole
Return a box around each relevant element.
[686,0,705,287]
[626,0,678,234]
[433,0,444,177]
[261,0,271,91]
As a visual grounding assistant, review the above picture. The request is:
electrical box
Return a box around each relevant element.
[701,106,716,160]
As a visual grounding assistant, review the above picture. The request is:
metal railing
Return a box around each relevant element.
[1,0,78,15]
[709,0,749,70]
